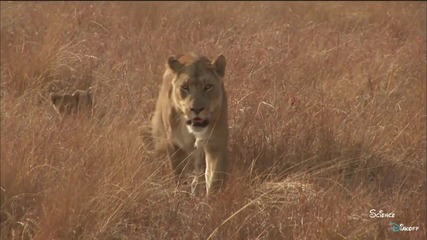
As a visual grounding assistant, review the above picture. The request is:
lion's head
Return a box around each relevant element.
[166,53,226,134]
[50,87,93,116]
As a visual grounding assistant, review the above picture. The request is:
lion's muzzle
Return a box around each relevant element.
[186,117,209,128]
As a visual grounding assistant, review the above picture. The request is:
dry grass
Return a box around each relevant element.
[1,2,426,240]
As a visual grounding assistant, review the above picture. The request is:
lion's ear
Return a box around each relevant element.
[167,56,184,73]
[213,54,226,78]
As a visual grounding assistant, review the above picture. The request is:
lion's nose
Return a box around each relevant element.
[191,107,204,114]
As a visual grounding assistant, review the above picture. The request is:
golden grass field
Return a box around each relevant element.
[1,2,426,239]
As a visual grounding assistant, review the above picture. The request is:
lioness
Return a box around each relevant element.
[50,87,93,116]
[150,53,229,197]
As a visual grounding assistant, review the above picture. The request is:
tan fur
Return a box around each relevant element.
[50,87,93,116]
[148,53,229,197]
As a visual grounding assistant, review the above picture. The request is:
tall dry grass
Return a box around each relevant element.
[1,2,426,239]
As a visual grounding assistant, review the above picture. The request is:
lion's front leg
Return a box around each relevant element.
[167,144,193,182]
[204,144,229,196]
[191,147,205,197]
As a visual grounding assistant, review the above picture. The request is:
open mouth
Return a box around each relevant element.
[186,117,209,128]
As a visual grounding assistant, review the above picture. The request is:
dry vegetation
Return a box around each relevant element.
[1,2,426,240]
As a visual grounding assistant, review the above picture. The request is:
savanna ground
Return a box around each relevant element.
[1,2,426,240]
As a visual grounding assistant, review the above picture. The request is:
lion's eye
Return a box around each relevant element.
[204,84,213,91]
[181,84,189,91]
